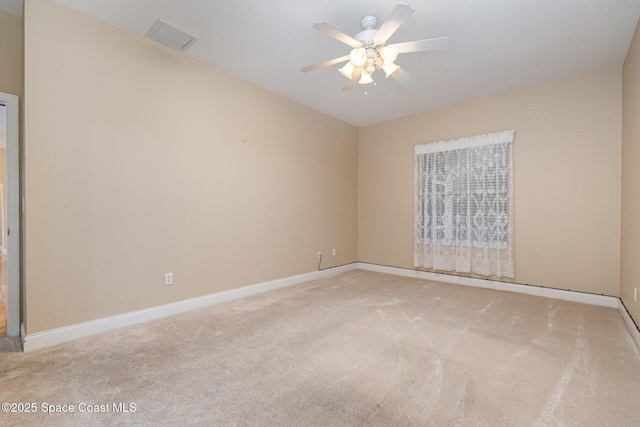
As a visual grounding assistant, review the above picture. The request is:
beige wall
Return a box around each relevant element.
[621,20,640,326]
[359,67,622,296]
[24,0,358,333]
[0,9,23,98]
[21,0,638,334]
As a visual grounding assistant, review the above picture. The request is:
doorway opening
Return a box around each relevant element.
[0,92,20,339]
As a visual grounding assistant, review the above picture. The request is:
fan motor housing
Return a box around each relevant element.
[356,15,379,46]
[360,15,378,30]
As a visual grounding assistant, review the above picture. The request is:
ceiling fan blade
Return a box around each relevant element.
[343,68,362,91]
[388,37,449,54]
[301,55,350,73]
[373,3,415,45]
[313,22,362,48]
[391,67,410,84]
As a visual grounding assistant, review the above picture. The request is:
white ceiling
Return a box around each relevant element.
[6,1,640,126]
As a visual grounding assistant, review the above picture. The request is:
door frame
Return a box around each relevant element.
[1,91,20,337]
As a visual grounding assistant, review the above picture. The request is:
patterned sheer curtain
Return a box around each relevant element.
[414,130,514,278]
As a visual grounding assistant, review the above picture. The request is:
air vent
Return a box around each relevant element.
[146,20,198,52]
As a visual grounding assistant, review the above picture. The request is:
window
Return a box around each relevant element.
[414,130,514,278]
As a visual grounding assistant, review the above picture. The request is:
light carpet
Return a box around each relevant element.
[1,270,639,426]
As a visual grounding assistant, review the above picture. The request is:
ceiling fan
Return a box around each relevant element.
[301,3,448,91]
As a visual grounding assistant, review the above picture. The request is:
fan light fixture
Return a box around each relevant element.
[358,70,374,85]
[339,62,356,79]
[340,41,401,85]
[349,48,367,67]
[301,4,449,92]
[383,63,400,77]
[379,46,399,65]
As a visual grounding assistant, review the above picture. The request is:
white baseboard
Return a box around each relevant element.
[23,263,358,352]
[359,263,640,349]
[618,301,640,352]
[21,262,636,353]
[20,321,25,350]
[357,262,619,308]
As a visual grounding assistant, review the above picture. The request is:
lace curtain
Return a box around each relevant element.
[414,130,514,278]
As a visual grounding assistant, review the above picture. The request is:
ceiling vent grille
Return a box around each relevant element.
[146,20,198,52]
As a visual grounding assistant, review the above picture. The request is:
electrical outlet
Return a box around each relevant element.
[165,272,173,286]
[634,287,637,302]
[332,249,337,256]
[317,251,322,259]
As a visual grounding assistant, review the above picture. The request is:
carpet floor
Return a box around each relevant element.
[1,269,639,426]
